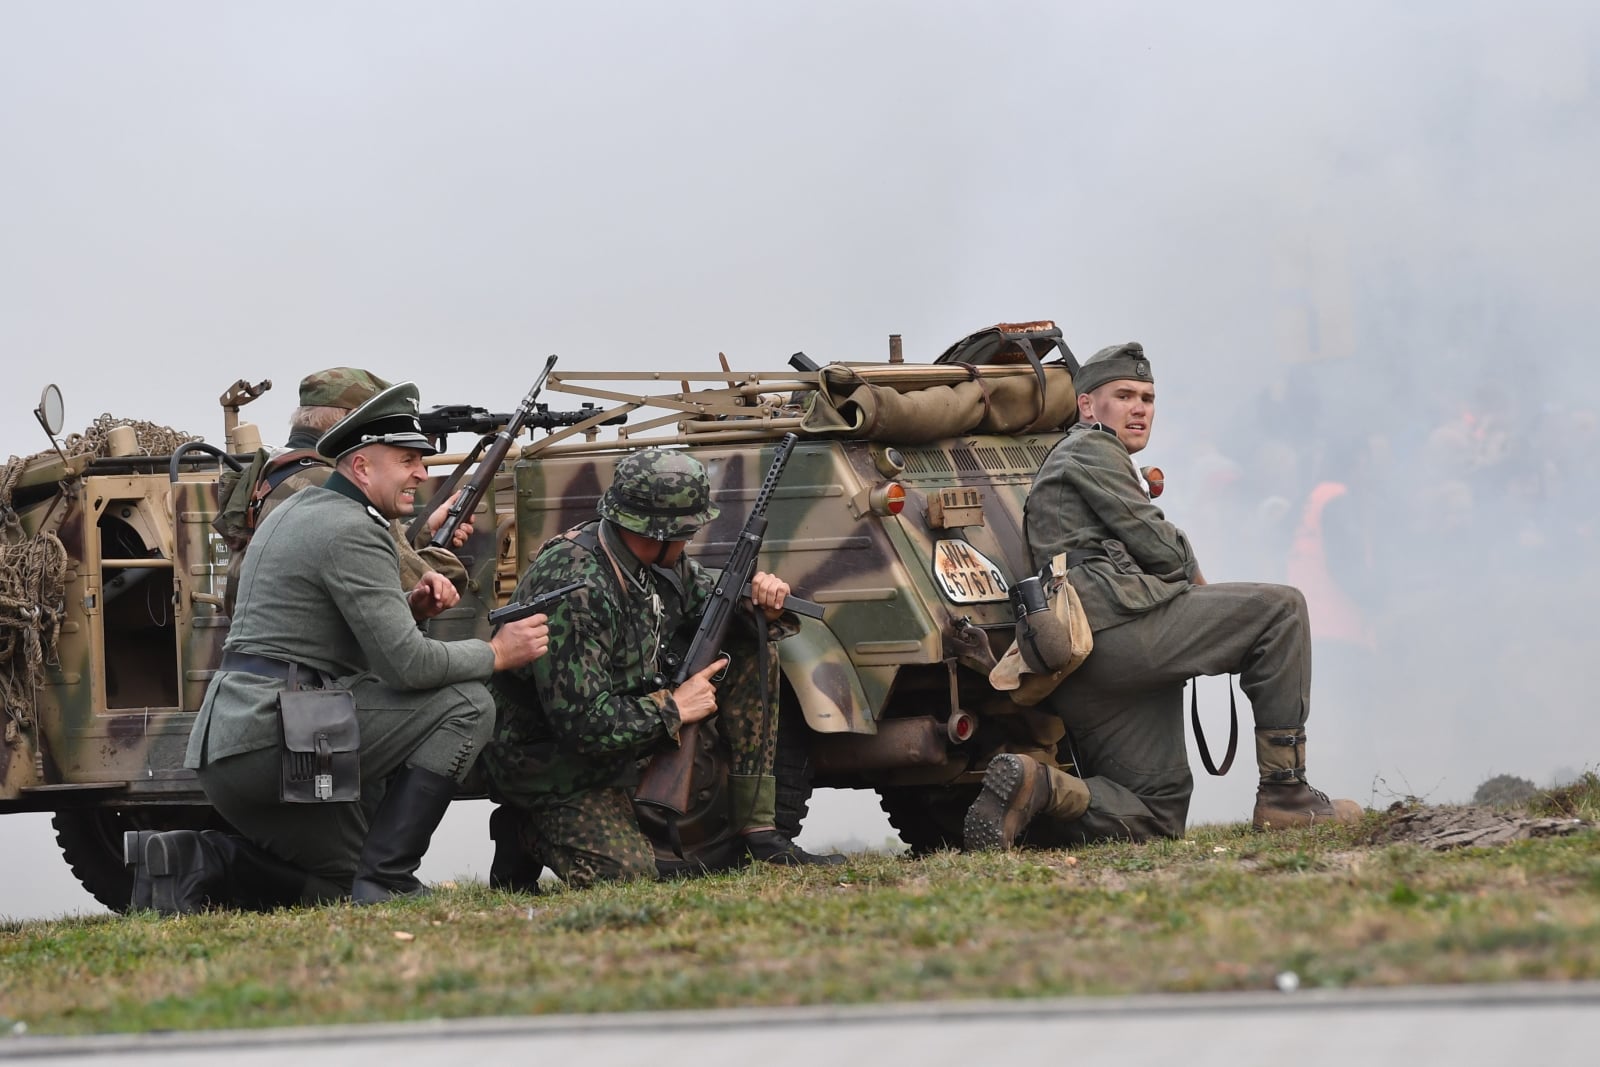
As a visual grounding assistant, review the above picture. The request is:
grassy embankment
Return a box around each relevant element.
[3,776,1599,1036]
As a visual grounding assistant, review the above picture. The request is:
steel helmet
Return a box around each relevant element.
[599,448,720,540]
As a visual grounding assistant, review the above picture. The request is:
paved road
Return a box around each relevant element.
[5,982,1597,1066]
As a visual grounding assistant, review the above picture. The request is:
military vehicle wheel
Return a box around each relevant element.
[52,807,220,914]
[877,784,980,856]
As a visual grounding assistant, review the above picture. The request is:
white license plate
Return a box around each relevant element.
[932,540,1011,604]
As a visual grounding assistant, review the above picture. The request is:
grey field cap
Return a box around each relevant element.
[1074,342,1153,396]
[316,381,437,460]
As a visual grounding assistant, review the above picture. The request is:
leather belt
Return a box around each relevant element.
[1065,548,1107,568]
[219,651,322,688]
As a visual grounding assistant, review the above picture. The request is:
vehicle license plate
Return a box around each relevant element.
[932,540,1010,603]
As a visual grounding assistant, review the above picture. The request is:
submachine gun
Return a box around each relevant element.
[633,432,825,819]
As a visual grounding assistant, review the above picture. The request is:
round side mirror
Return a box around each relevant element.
[35,384,64,437]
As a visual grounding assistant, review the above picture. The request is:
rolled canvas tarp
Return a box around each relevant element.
[800,363,1076,443]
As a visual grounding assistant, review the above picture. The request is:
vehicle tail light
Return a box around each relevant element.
[868,482,906,516]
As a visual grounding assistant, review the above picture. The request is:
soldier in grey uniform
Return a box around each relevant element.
[137,382,550,913]
[483,449,843,888]
[965,343,1361,850]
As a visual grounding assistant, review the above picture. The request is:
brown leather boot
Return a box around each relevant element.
[1251,728,1363,830]
[964,753,1091,851]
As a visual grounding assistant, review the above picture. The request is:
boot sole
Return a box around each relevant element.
[963,755,1028,852]
[1252,807,1364,831]
[350,880,428,906]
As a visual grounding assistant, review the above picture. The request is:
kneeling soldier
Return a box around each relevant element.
[132,382,549,913]
[482,448,844,888]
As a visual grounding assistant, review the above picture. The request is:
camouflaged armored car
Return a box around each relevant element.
[0,322,1083,908]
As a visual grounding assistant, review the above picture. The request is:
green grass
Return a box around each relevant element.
[4,780,1600,1035]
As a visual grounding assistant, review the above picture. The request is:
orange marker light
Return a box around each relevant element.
[869,482,907,516]
[1141,466,1165,499]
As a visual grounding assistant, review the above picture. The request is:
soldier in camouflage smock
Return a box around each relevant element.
[219,368,467,616]
[483,448,844,888]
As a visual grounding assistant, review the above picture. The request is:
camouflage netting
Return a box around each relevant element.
[0,532,66,734]
[0,415,199,738]
[60,413,200,460]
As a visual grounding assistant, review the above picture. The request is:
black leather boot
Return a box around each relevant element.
[146,830,224,915]
[488,804,543,894]
[145,830,309,915]
[124,829,159,912]
[219,835,312,911]
[351,765,457,904]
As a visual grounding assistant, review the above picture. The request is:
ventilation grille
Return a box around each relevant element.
[897,437,1061,479]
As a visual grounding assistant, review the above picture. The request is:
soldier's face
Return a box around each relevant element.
[652,539,689,566]
[357,445,428,519]
[1078,380,1155,454]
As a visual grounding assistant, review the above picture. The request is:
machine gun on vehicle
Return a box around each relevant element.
[412,356,559,550]
[418,402,626,449]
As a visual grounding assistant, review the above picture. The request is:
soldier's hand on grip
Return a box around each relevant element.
[672,656,729,725]
[490,613,549,670]
[747,571,791,622]
[426,490,474,550]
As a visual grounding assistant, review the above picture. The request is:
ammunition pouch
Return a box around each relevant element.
[274,663,360,804]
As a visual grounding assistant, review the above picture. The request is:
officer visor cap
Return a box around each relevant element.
[316,381,437,460]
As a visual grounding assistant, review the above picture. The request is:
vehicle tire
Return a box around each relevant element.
[773,687,815,842]
[877,783,981,856]
[52,806,221,914]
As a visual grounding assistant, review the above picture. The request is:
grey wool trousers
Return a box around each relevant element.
[1028,581,1312,846]
[197,677,496,899]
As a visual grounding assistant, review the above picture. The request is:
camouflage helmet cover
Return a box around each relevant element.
[298,367,393,410]
[600,448,721,540]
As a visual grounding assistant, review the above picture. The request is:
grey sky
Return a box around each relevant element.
[3,2,1597,920]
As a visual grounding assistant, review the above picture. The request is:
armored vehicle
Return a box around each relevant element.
[0,322,1082,909]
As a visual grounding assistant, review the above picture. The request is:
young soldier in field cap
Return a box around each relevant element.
[965,342,1362,850]
[136,382,551,913]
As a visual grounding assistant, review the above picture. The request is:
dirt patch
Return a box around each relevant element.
[1374,804,1590,851]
